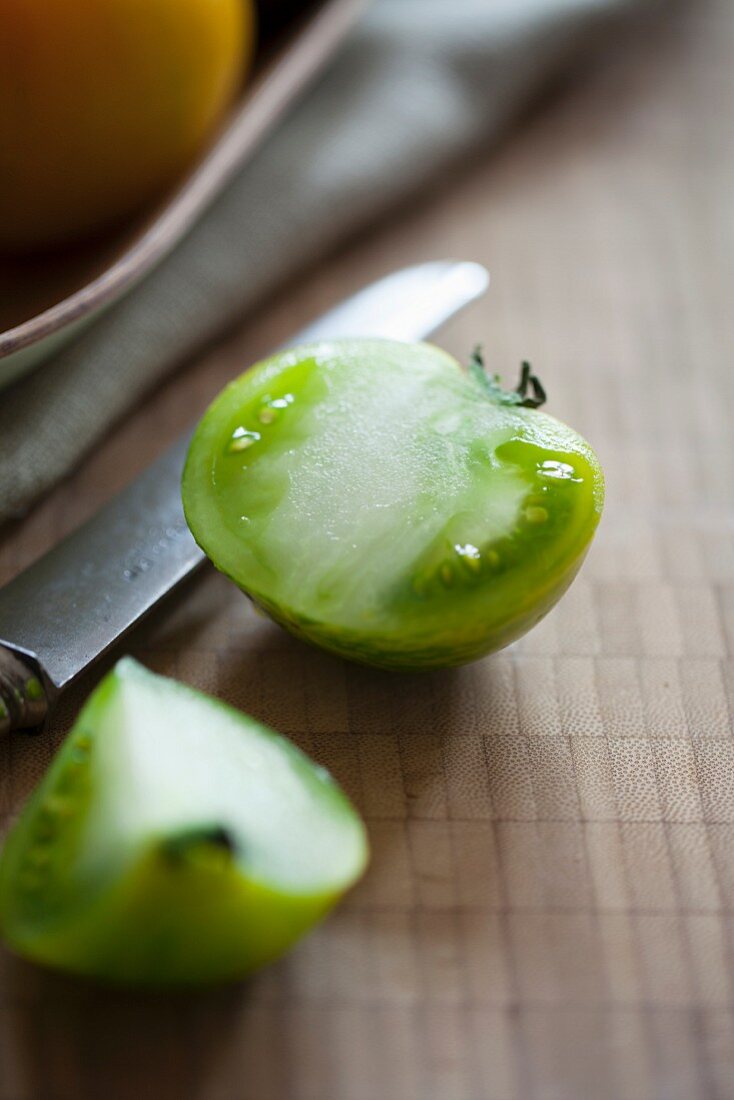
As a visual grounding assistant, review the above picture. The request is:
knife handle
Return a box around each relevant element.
[0,648,48,737]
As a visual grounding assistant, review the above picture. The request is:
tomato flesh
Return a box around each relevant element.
[183,340,604,669]
[0,659,367,986]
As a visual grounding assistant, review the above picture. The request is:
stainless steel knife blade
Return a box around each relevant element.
[0,261,489,734]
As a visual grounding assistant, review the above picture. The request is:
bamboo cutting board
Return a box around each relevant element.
[0,1,732,1098]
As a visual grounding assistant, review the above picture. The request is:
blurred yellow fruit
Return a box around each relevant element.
[0,0,253,250]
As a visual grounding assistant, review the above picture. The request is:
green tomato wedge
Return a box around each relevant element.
[183,339,604,670]
[0,659,368,987]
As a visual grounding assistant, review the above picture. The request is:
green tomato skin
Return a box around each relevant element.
[0,660,367,987]
[1,843,337,987]
[183,339,605,671]
[251,550,589,671]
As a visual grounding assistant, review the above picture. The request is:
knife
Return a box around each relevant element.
[0,260,489,736]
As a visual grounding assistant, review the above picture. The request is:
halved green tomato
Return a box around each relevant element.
[0,659,367,986]
[183,339,604,669]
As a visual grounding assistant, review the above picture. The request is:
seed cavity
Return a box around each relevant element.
[227,427,261,454]
[408,445,587,603]
[258,392,295,424]
[163,825,237,869]
[454,544,482,573]
[538,459,578,481]
[524,505,549,525]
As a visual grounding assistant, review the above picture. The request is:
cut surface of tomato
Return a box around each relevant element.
[0,659,367,986]
[183,339,604,668]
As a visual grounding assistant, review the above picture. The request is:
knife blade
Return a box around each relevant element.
[0,260,489,735]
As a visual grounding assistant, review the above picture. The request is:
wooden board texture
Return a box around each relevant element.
[0,2,732,1098]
